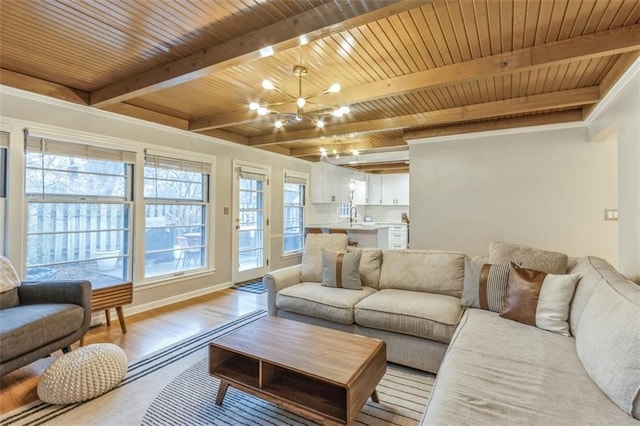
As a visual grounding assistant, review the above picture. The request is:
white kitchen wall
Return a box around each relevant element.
[307,203,409,225]
[360,205,408,223]
[307,203,349,225]
[408,125,618,263]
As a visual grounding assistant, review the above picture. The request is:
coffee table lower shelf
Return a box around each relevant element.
[209,346,383,425]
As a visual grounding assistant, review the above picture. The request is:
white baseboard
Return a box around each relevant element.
[123,281,233,317]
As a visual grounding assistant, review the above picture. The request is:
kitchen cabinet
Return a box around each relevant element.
[351,179,367,205]
[387,224,408,249]
[370,173,410,205]
[310,162,351,203]
[367,174,383,205]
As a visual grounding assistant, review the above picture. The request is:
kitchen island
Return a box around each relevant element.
[307,224,389,249]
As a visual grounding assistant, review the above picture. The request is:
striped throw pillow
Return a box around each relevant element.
[321,249,362,289]
[500,262,579,336]
[461,258,510,313]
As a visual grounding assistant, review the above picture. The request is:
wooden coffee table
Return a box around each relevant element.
[209,316,386,425]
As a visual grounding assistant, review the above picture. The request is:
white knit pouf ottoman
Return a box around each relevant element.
[37,343,128,404]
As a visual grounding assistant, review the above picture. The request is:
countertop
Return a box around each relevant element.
[307,223,403,231]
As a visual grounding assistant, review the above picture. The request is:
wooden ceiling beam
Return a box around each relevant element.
[403,110,584,140]
[101,103,188,130]
[250,87,599,146]
[0,68,89,105]
[89,1,425,107]
[190,23,640,132]
[353,162,409,172]
[290,137,406,157]
[582,51,640,120]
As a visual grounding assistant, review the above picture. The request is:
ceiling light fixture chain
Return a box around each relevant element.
[249,65,350,129]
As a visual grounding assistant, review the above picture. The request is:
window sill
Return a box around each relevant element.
[281,251,303,260]
[137,268,216,290]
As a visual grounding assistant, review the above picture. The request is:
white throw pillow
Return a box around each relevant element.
[0,256,21,293]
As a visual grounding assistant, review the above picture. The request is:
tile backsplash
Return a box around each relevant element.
[307,203,409,225]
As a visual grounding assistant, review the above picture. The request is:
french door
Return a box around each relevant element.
[232,162,270,283]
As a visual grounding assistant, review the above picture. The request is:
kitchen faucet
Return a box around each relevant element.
[349,205,358,226]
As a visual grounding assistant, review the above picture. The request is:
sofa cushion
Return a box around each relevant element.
[569,256,623,337]
[422,308,638,425]
[321,249,362,289]
[354,247,382,289]
[576,276,640,419]
[500,263,579,336]
[489,241,568,274]
[300,234,348,283]
[276,282,376,324]
[379,250,465,297]
[461,259,510,312]
[354,289,463,344]
[0,304,85,361]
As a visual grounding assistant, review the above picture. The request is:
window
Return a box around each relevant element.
[283,171,307,254]
[338,203,350,218]
[144,151,211,278]
[24,135,135,285]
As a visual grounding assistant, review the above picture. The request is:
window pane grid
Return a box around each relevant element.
[283,180,305,254]
[144,158,210,279]
[25,146,132,286]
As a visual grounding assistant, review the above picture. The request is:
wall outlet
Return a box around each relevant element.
[604,209,618,221]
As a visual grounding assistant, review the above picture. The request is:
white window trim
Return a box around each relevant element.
[282,169,308,256]
[141,148,215,283]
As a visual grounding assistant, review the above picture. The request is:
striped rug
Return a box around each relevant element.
[234,279,267,294]
[1,310,434,426]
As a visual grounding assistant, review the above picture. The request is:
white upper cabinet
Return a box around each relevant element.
[395,173,410,205]
[381,173,410,205]
[310,162,351,203]
[367,174,383,205]
[351,179,367,205]
[312,166,409,205]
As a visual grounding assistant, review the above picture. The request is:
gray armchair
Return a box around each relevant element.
[0,280,92,376]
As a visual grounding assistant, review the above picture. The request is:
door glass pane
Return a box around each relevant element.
[238,176,264,273]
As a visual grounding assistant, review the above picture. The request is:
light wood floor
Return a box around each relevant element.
[0,288,266,414]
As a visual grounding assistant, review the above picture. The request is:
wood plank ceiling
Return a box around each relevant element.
[1,0,639,174]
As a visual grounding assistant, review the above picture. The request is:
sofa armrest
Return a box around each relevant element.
[263,265,301,316]
[18,280,92,311]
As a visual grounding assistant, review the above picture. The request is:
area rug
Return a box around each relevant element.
[233,279,267,294]
[0,310,434,426]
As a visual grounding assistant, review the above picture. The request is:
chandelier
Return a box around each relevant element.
[249,65,350,129]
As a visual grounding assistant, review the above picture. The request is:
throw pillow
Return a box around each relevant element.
[0,256,20,293]
[300,233,349,282]
[461,258,510,313]
[489,241,569,274]
[321,249,362,289]
[500,262,580,336]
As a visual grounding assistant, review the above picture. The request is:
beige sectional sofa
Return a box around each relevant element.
[264,235,640,424]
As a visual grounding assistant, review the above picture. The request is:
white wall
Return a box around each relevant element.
[588,67,640,282]
[0,87,311,309]
[408,126,618,262]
